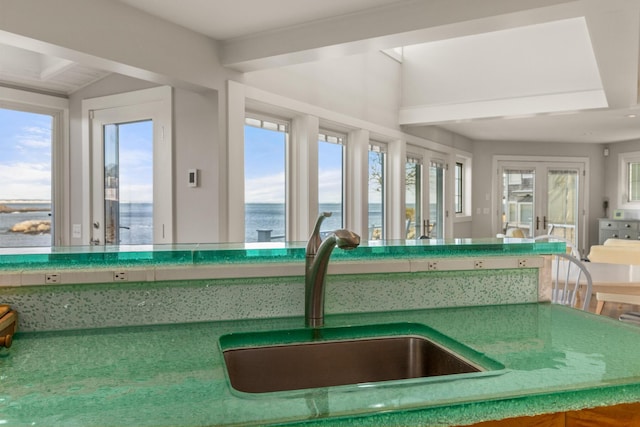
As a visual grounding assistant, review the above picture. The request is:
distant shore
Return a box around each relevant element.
[0,203,50,213]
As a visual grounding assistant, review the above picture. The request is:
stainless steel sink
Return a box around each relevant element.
[223,334,483,393]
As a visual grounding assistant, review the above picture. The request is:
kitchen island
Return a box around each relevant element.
[2,303,640,426]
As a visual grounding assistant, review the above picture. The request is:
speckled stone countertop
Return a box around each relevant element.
[3,303,640,427]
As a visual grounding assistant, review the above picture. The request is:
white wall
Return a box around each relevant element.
[471,140,606,249]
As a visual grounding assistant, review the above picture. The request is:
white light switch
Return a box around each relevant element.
[188,169,199,187]
[72,224,81,238]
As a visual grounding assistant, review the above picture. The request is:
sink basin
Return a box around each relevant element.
[220,323,501,394]
[224,335,481,393]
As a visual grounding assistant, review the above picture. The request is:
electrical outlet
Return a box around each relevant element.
[45,273,60,283]
[114,271,127,281]
[518,259,527,268]
[428,261,438,271]
[474,260,484,269]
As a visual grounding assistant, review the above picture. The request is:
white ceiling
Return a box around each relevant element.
[1,0,640,144]
[117,0,408,41]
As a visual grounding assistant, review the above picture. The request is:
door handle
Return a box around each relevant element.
[543,216,548,230]
[536,216,540,230]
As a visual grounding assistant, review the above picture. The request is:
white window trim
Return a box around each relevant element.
[454,153,473,222]
[0,87,69,246]
[618,150,640,209]
[81,86,172,245]
[227,80,464,242]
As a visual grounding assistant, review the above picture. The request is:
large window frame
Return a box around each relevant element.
[368,141,387,240]
[619,151,640,208]
[453,154,472,220]
[227,81,464,242]
[318,129,347,232]
[243,113,290,242]
[0,87,69,246]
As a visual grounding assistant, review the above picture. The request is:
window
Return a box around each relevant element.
[618,151,640,208]
[244,115,288,242]
[0,108,53,247]
[629,162,640,202]
[405,156,422,239]
[454,162,463,214]
[368,142,386,240]
[318,130,345,233]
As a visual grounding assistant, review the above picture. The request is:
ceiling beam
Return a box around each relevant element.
[221,0,583,72]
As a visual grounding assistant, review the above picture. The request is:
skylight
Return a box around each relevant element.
[399,17,607,125]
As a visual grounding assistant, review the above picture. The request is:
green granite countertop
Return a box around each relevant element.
[3,303,639,426]
[0,238,563,270]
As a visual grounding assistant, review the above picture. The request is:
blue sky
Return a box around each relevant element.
[1,108,377,205]
[0,107,153,203]
[114,120,153,203]
[0,108,52,201]
[245,125,364,204]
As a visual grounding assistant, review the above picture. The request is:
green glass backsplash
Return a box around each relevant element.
[0,238,563,270]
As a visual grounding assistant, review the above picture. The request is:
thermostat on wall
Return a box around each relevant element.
[188,169,199,187]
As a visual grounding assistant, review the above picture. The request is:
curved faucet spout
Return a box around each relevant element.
[305,228,360,328]
[306,212,332,257]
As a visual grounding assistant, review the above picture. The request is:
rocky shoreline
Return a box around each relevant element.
[0,204,52,234]
[0,204,50,214]
[9,220,51,234]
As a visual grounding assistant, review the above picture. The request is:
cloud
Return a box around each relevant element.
[318,169,343,203]
[245,172,285,203]
[16,125,51,152]
[0,161,51,200]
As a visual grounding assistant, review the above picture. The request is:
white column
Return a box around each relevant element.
[226,80,245,242]
[289,115,319,241]
[345,129,369,239]
[387,139,407,239]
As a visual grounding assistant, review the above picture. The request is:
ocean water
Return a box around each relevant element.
[0,202,385,247]
[0,203,52,247]
[0,202,154,247]
[245,203,383,242]
[115,203,153,245]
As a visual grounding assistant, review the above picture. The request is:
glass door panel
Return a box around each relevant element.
[103,124,119,244]
[546,168,579,243]
[498,160,584,252]
[429,161,445,239]
[405,160,422,239]
[501,168,535,237]
[102,120,153,245]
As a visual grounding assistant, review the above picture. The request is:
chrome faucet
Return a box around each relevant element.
[305,212,360,328]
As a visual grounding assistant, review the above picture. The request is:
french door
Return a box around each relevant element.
[498,160,585,251]
[90,98,172,246]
